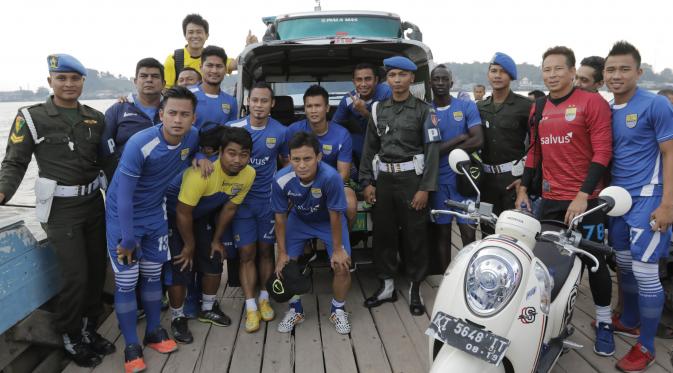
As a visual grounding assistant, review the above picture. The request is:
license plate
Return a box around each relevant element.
[426,311,510,365]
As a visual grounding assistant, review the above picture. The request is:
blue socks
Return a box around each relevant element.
[331,298,345,314]
[139,261,163,334]
[114,264,140,346]
[616,250,664,354]
[632,260,664,353]
[290,295,303,314]
[615,251,640,327]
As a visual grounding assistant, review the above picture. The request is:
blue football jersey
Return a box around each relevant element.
[271,162,347,223]
[285,120,352,169]
[190,84,238,129]
[227,116,289,201]
[106,124,199,220]
[611,88,673,197]
[433,98,482,182]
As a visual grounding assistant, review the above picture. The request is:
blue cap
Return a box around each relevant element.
[383,56,417,72]
[47,54,87,76]
[490,52,517,80]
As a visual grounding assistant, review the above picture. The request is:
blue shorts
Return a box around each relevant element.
[608,196,672,263]
[431,182,475,225]
[232,200,275,248]
[285,213,351,259]
[106,215,169,273]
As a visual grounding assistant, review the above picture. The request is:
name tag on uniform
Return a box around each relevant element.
[427,128,440,142]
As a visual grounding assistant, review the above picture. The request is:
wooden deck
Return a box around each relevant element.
[58,270,673,373]
[60,227,673,373]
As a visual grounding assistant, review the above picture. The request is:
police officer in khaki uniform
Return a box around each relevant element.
[477,52,532,225]
[360,56,440,315]
[0,54,114,367]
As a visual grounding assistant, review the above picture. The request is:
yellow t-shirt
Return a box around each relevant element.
[177,161,255,218]
[164,47,235,89]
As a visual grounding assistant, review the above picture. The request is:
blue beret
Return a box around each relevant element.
[47,54,87,76]
[490,52,517,80]
[383,56,417,72]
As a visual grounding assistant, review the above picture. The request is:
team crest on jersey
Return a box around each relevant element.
[180,148,190,160]
[565,107,577,121]
[311,187,322,198]
[221,103,231,114]
[228,183,243,195]
[626,113,638,128]
[322,144,333,155]
[453,111,464,122]
[234,234,240,242]
[266,137,277,149]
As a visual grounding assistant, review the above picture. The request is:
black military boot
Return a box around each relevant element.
[364,278,397,308]
[63,333,102,367]
[82,317,116,355]
[409,281,426,316]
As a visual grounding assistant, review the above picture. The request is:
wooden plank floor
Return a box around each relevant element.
[63,227,673,373]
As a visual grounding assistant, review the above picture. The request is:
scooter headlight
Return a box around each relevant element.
[534,262,553,315]
[465,247,522,317]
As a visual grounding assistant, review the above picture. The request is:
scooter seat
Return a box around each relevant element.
[533,222,575,302]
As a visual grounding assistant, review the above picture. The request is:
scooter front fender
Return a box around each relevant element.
[430,343,506,373]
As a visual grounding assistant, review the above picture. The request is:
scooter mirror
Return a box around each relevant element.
[449,149,471,175]
[599,186,632,217]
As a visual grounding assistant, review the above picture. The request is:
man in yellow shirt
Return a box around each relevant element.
[164,127,255,343]
[164,14,257,88]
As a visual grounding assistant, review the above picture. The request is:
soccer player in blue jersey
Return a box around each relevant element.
[604,41,673,372]
[228,82,289,333]
[105,86,200,373]
[332,63,392,163]
[429,65,483,270]
[273,132,352,334]
[190,45,238,129]
[101,58,164,175]
[286,85,357,225]
[165,127,255,343]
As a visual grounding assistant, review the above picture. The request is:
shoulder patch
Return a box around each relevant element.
[10,114,26,143]
[13,115,26,134]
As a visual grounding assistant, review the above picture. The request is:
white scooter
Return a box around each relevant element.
[426,149,633,373]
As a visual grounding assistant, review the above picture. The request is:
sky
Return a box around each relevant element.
[1,0,671,91]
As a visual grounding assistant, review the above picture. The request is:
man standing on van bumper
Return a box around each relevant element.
[0,54,114,367]
[359,56,440,316]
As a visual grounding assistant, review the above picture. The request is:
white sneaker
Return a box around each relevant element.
[277,308,305,333]
[330,309,351,334]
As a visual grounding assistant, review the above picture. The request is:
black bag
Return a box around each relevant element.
[527,97,547,196]
[456,152,483,197]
